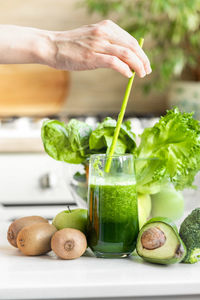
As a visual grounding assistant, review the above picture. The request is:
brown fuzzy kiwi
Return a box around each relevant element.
[7,216,48,248]
[51,228,87,260]
[17,223,57,256]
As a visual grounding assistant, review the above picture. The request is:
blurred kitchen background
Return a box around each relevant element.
[0,0,200,221]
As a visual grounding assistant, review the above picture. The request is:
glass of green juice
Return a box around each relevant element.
[87,154,139,258]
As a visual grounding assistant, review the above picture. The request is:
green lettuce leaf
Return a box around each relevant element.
[136,107,200,193]
[41,119,92,164]
[89,117,136,154]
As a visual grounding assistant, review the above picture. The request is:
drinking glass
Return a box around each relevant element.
[87,154,138,258]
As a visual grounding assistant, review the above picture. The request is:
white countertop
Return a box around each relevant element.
[0,222,200,300]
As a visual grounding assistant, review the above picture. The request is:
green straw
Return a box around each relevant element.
[105,38,144,173]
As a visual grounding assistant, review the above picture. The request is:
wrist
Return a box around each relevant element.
[32,29,57,67]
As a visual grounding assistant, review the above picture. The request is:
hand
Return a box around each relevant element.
[48,20,152,78]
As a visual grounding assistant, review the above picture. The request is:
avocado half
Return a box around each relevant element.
[136,217,187,265]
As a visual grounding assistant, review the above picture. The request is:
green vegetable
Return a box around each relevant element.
[151,185,184,221]
[136,217,187,265]
[135,158,166,195]
[136,107,200,194]
[89,117,136,155]
[179,208,200,264]
[138,194,152,229]
[42,117,135,164]
[42,108,200,201]
[41,119,92,164]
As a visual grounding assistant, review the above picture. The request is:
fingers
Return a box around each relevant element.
[94,20,152,75]
[130,41,152,75]
[52,20,152,77]
[94,53,133,78]
[98,44,147,78]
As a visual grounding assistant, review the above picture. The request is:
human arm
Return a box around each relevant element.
[0,20,151,78]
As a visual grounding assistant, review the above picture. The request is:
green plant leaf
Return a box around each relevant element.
[41,119,92,164]
[136,107,200,193]
[89,117,136,154]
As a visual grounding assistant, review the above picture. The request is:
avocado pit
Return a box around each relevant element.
[141,227,166,250]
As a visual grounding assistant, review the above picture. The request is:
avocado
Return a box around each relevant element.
[136,217,187,264]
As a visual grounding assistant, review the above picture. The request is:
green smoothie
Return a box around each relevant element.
[88,182,139,258]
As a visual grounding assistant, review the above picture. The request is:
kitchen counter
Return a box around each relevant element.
[0,222,200,300]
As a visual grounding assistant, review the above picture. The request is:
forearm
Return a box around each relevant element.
[0,25,53,65]
[0,21,151,78]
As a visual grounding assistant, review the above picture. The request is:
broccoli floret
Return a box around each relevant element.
[179,208,200,264]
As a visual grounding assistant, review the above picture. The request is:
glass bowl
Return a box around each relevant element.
[63,162,88,209]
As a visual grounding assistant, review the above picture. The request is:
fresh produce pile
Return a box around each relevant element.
[7,212,88,260]
[8,107,200,264]
[42,107,200,225]
[7,208,200,264]
[30,107,200,264]
[42,107,200,192]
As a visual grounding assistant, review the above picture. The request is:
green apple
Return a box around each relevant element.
[52,208,88,234]
[151,185,184,221]
[138,193,151,229]
[138,205,147,229]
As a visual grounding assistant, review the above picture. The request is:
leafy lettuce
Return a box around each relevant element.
[41,119,92,164]
[41,117,136,164]
[89,117,136,155]
[136,107,200,194]
[41,108,200,194]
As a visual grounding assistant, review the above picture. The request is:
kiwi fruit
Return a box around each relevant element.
[51,228,87,260]
[7,216,48,248]
[17,223,57,256]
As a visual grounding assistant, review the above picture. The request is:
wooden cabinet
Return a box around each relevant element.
[0,65,69,117]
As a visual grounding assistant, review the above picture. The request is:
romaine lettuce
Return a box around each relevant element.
[136,107,200,193]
